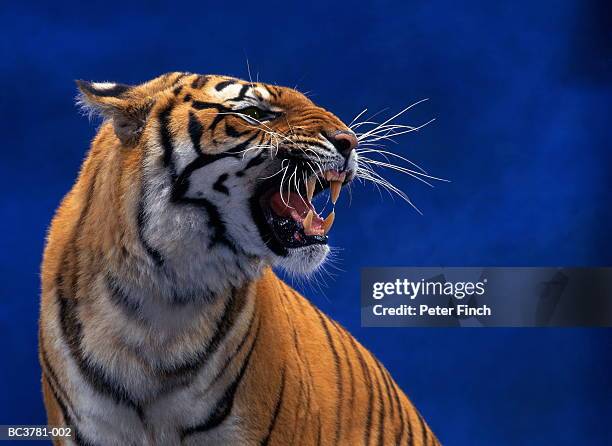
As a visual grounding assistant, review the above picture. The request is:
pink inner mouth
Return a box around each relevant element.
[269,191,325,236]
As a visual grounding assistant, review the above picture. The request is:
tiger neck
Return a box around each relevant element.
[67,143,267,363]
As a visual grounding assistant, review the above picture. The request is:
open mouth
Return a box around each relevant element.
[250,168,349,255]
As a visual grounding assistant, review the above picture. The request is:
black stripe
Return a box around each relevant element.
[40,344,78,422]
[191,101,233,132]
[283,293,314,446]
[290,378,304,446]
[276,292,305,446]
[42,374,95,446]
[417,410,429,446]
[225,123,249,138]
[172,151,236,198]
[243,153,265,171]
[191,75,209,89]
[235,143,265,177]
[302,371,314,443]
[195,288,246,365]
[158,102,177,175]
[375,359,394,420]
[228,84,250,102]
[158,288,246,378]
[209,112,226,133]
[172,85,183,96]
[213,173,230,195]
[138,111,166,266]
[191,101,230,112]
[263,85,278,100]
[335,328,356,439]
[373,358,395,446]
[105,274,141,319]
[347,336,374,446]
[215,80,235,91]
[57,286,141,411]
[207,311,258,388]
[171,162,235,248]
[167,287,213,306]
[373,360,386,446]
[406,406,414,446]
[226,133,259,155]
[136,187,164,267]
[179,318,260,439]
[383,367,406,445]
[188,111,204,155]
[259,366,287,446]
[313,309,342,444]
[179,197,237,252]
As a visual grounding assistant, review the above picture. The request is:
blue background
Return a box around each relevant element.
[1,0,611,444]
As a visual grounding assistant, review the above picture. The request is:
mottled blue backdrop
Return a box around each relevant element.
[1,0,611,444]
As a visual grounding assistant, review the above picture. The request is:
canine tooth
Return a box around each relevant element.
[322,210,335,234]
[306,176,316,202]
[330,181,342,204]
[303,210,314,231]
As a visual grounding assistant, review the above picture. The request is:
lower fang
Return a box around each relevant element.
[322,210,335,234]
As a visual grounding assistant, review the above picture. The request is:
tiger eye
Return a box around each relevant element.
[243,107,262,119]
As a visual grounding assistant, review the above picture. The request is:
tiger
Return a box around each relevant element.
[38,72,440,445]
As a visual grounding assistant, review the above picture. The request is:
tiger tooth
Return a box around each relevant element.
[303,209,314,232]
[330,181,342,205]
[322,210,335,234]
[306,176,316,202]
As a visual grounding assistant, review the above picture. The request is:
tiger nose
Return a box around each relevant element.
[329,131,358,158]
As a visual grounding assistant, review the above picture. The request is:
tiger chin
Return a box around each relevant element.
[38,72,440,445]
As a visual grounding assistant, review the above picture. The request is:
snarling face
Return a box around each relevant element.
[78,73,359,279]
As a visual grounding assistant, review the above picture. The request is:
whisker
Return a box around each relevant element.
[279,163,291,207]
[349,107,390,130]
[348,108,368,127]
[356,99,429,141]
[359,157,447,184]
[355,148,428,174]
[258,164,287,180]
[358,119,435,143]
[356,168,423,214]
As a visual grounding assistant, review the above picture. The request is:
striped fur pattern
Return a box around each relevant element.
[39,72,440,445]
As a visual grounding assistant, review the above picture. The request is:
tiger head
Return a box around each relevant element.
[77,72,358,288]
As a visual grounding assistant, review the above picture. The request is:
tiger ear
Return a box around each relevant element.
[76,80,152,146]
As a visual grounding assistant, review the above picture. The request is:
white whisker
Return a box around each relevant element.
[356,148,432,175]
[348,108,368,127]
[356,99,429,141]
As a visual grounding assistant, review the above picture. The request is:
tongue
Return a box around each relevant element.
[269,191,324,234]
